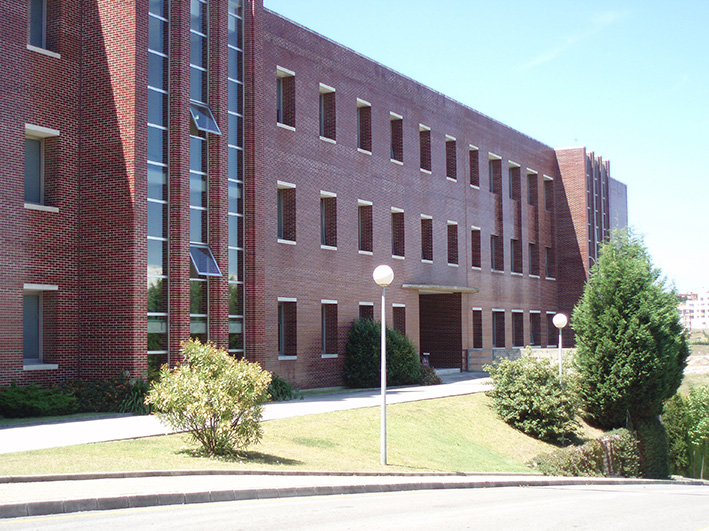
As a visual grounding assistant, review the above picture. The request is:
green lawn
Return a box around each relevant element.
[0,394,556,476]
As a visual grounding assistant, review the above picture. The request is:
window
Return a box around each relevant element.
[320,192,337,248]
[23,284,58,366]
[545,246,556,279]
[276,67,295,127]
[358,201,373,253]
[544,176,554,210]
[391,209,405,257]
[390,113,403,163]
[277,183,296,242]
[28,0,51,50]
[529,242,540,276]
[319,84,336,141]
[359,303,374,321]
[393,305,406,335]
[321,301,338,356]
[277,299,297,358]
[469,146,479,187]
[189,245,222,276]
[189,102,221,134]
[421,216,433,261]
[447,221,458,265]
[527,171,538,206]
[25,124,59,207]
[509,164,521,200]
[419,125,431,172]
[471,227,481,268]
[512,311,524,347]
[546,312,558,347]
[446,136,457,180]
[530,312,541,346]
[489,155,502,194]
[492,310,505,348]
[511,238,522,274]
[357,99,372,152]
[472,309,483,349]
[490,234,503,272]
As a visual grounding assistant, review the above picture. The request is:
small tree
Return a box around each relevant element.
[686,386,709,479]
[146,339,271,456]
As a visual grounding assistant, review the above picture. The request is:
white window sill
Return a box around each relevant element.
[278,239,296,245]
[277,122,295,131]
[545,277,556,281]
[358,250,373,255]
[390,158,404,165]
[448,262,459,267]
[447,177,457,182]
[511,272,523,276]
[471,266,481,271]
[24,362,59,371]
[278,355,297,361]
[392,254,405,260]
[357,148,372,155]
[321,245,337,251]
[25,203,59,213]
[319,136,336,144]
[421,259,433,264]
[321,353,338,359]
[27,44,61,59]
[492,269,505,274]
[420,168,432,175]
[470,184,480,190]
[529,274,540,279]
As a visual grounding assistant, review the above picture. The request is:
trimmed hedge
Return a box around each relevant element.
[0,383,78,418]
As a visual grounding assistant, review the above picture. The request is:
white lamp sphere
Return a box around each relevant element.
[553,313,568,329]
[372,265,394,287]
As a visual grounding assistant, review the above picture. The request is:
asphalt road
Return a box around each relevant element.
[3,483,708,530]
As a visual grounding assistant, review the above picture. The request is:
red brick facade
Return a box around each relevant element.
[0,0,626,390]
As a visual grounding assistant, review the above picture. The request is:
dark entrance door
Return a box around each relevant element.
[418,293,462,369]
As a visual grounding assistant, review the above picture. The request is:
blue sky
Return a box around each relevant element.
[264,0,708,293]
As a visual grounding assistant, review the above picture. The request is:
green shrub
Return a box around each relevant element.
[343,318,423,388]
[120,378,151,415]
[635,416,670,479]
[0,383,78,418]
[145,339,272,456]
[485,356,579,443]
[420,365,442,386]
[663,393,691,475]
[55,375,132,413]
[268,373,294,401]
[531,428,640,477]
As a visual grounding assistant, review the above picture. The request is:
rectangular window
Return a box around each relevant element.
[189,245,222,276]
[393,305,406,335]
[28,0,46,48]
[527,171,538,206]
[321,302,338,356]
[359,303,374,321]
[421,216,433,261]
[391,209,405,257]
[25,138,43,204]
[469,146,479,187]
[546,313,558,347]
[530,312,541,346]
[472,309,483,349]
[357,99,372,152]
[491,234,503,271]
[277,184,296,242]
[492,310,505,348]
[23,293,41,360]
[512,311,524,347]
[419,125,431,172]
[320,193,337,248]
[529,242,540,276]
[358,201,373,253]
[276,68,295,127]
[447,221,458,265]
[278,300,297,357]
[545,246,556,278]
[511,238,523,274]
[489,156,502,194]
[319,84,336,140]
[544,177,554,210]
[471,227,481,268]
[446,136,457,180]
[390,113,403,163]
[509,165,521,200]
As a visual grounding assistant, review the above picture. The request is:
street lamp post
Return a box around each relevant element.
[373,264,394,466]
[552,313,568,385]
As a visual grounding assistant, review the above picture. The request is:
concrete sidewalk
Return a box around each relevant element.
[0,371,492,454]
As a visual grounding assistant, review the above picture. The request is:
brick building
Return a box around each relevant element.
[0,0,627,389]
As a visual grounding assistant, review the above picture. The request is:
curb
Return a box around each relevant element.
[1,473,707,519]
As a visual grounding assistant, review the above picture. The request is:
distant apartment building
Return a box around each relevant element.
[679,291,709,330]
[0,0,627,389]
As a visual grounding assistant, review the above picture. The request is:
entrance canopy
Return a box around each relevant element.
[402,283,478,295]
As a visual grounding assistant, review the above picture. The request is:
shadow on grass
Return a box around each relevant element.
[177,447,303,466]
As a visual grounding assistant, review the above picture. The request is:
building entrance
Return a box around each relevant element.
[418,293,463,369]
